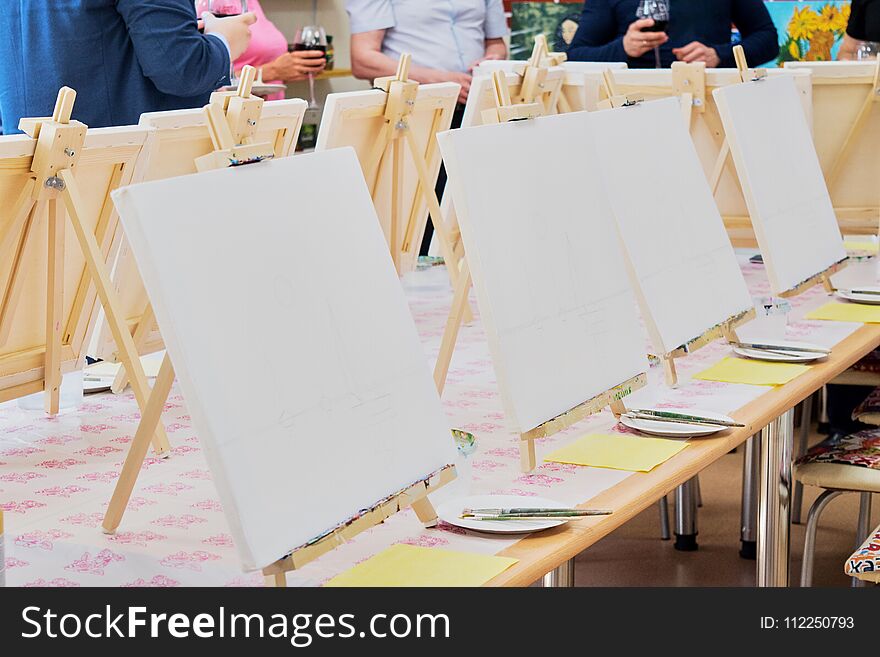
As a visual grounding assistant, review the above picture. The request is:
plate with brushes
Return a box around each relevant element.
[619,408,743,438]
[437,494,610,535]
[836,287,880,306]
[731,340,830,363]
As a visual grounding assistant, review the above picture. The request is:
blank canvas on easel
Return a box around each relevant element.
[590,97,753,356]
[94,99,308,365]
[437,113,648,435]
[112,148,457,571]
[714,75,846,296]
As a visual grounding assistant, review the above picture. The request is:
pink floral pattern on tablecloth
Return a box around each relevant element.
[0,258,866,586]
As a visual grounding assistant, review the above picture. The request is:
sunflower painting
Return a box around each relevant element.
[766,1,851,65]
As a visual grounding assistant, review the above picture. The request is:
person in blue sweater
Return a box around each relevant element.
[566,0,778,69]
[0,0,256,134]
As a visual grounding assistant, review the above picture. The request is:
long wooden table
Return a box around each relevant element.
[485,323,880,587]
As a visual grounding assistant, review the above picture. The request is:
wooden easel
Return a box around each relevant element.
[0,88,170,454]
[355,55,460,281]
[595,77,758,387]
[432,71,544,398]
[433,73,648,471]
[785,58,880,235]
[102,67,276,535]
[103,69,453,586]
[98,80,308,395]
[706,46,765,199]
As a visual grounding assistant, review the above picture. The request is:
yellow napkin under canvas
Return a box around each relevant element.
[693,357,810,386]
[325,544,518,587]
[543,433,687,473]
[806,302,880,324]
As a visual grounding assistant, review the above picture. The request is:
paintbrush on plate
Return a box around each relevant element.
[626,409,744,428]
[732,341,830,355]
[840,288,880,296]
[462,507,611,519]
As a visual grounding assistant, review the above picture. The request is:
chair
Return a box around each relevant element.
[845,523,880,584]
[795,428,880,586]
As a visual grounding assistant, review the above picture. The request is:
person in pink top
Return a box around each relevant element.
[234,0,326,99]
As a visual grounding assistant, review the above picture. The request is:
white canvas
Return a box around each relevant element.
[590,97,753,356]
[437,113,648,434]
[112,149,457,571]
[713,76,846,295]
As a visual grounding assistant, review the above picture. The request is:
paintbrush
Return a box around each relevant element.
[626,409,744,428]
[732,341,830,355]
[840,288,880,296]
[462,507,611,517]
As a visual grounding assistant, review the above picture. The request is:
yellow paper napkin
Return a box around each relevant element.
[543,433,687,473]
[806,302,880,324]
[693,357,810,386]
[325,544,518,587]
[844,241,879,254]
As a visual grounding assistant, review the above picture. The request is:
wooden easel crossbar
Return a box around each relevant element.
[0,87,170,454]
[777,258,848,299]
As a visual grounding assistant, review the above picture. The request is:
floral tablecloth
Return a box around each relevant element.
[0,254,868,586]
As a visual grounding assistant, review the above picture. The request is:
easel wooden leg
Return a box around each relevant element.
[520,438,537,473]
[710,141,730,195]
[663,356,679,388]
[44,198,65,415]
[411,497,439,527]
[265,573,287,588]
[59,170,171,456]
[111,302,155,394]
[433,261,472,395]
[827,93,874,193]
[0,200,41,346]
[389,136,403,271]
[403,128,460,282]
[102,352,175,533]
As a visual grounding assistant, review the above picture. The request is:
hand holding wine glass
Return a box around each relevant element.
[633,0,670,68]
[293,25,327,108]
[195,0,253,82]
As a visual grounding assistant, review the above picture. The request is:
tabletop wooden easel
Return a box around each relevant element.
[434,72,647,471]
[356,55,461,282]
[101,92,307,397]
[103,68,455,586]
[101,66,278,535]
[0,88,170,454]
[596,73,758,387]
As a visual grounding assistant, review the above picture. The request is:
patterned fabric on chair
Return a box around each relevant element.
[846,525,880,583]
[795,429,880,493]
[853,386,880,426]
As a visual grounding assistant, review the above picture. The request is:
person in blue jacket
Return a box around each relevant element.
[0,0,255,134]
[567,0,778,69]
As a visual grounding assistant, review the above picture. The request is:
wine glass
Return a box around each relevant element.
[195,0,249,86]
[857,41,880,61]
[292,25,327,108]
[635,0,670,69]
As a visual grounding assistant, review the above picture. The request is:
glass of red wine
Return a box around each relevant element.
[292,25,327,108]
[195,0,249,86]
[635,0,670,69]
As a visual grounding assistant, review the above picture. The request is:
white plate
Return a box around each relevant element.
[732,340,829,363]
[836,289,880,305]
[83,377,113,394]
[437,494,572,535]
[619,408,736,437]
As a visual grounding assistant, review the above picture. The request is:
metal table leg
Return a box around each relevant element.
[757,409,794,587]
[674,478,698,551]
[542,559,575,587]
[740,434,760,560]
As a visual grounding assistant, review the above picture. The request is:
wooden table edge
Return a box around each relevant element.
[483,323,880,586]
